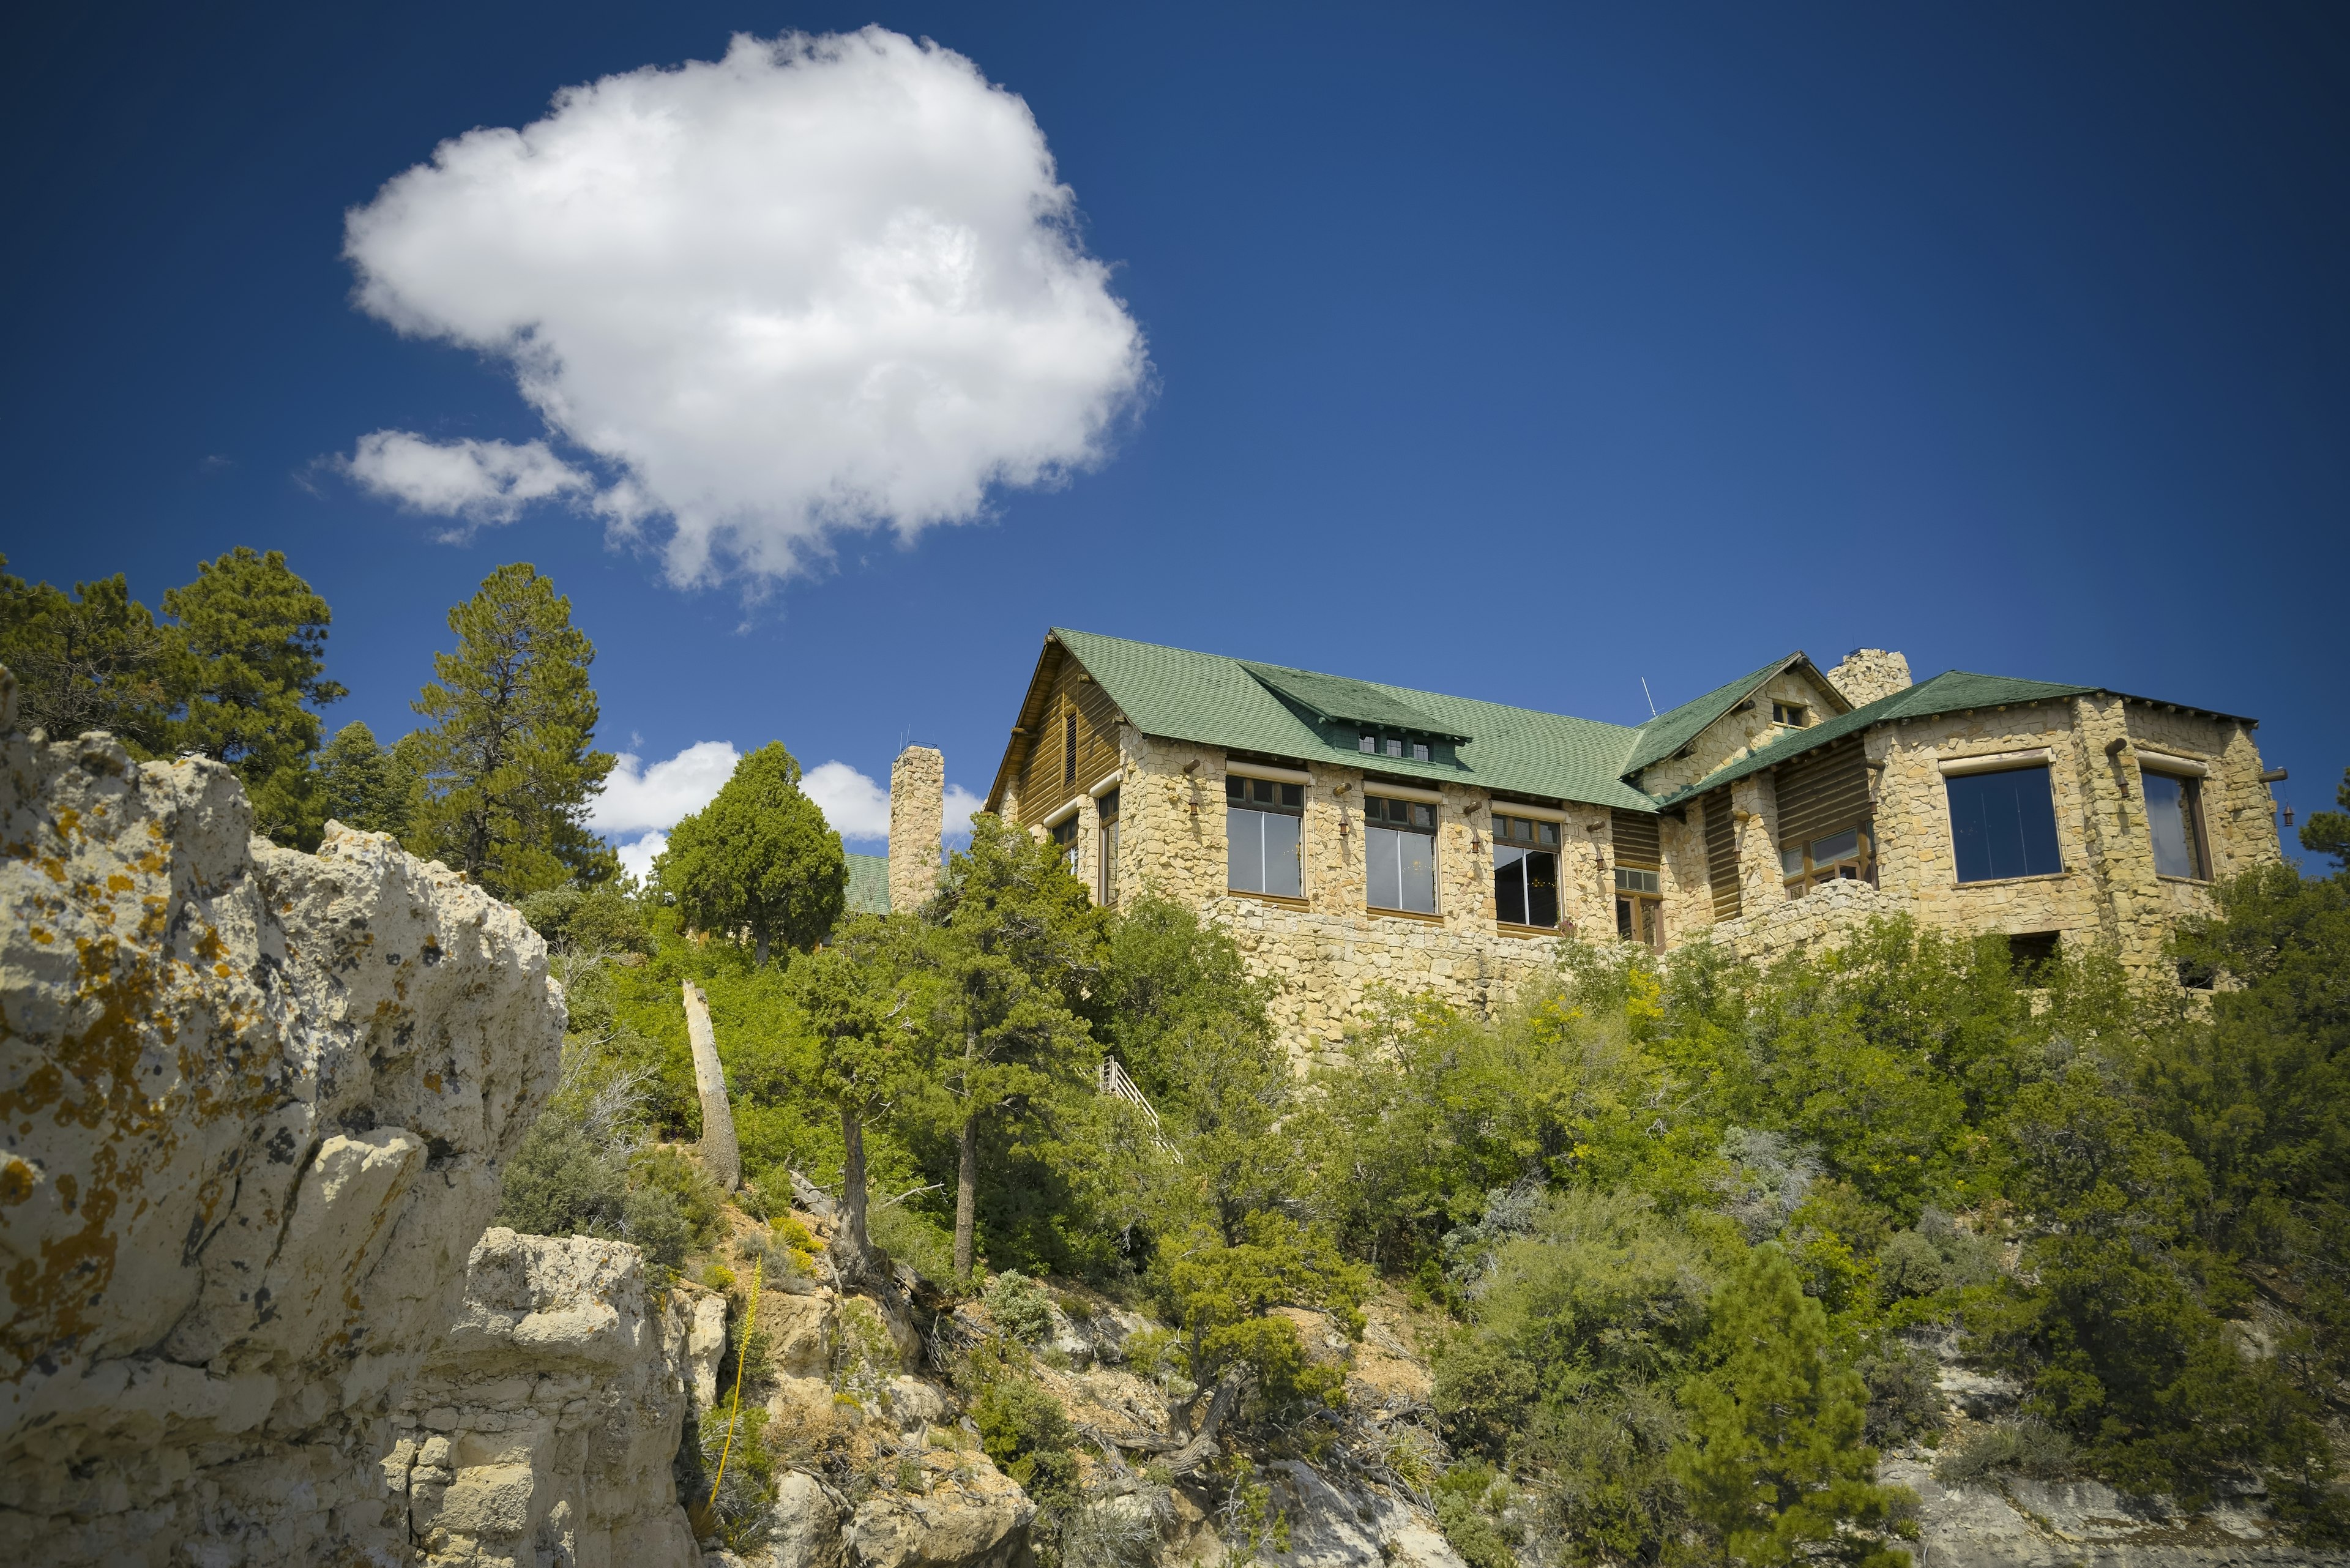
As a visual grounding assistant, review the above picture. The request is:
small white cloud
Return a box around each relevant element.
[942,784,985,844]
[338,28,1148,586]
[343,430,591,528]
[616,830,666,883]
[802,760,890,842]
[591,740,740,835]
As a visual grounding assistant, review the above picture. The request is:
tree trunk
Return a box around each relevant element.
[1163,1370,1245,1478]
[755,926,770,968]
[841,1104,873,1280]
[953,1023,979,1279]
[681,980,740,1190]
[953,1110,979,1279]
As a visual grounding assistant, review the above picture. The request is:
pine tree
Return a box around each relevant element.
[408,564,614,899]
[316,721,419,839]
[656,741,846,965]
[785,938,930,1279]
[2300,766,2350,874]
[913,815,1105,1277]
[0,558,176,749]
[1671,1244,1912,1567]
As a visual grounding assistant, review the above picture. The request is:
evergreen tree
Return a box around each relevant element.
[408,563,614,899]
[2299,766,2350,874]
[1672,1245,1912,1567]
[785,936,930,1279]
[316,720,418,838]
[657,741,846,965]
[914,815,1105,1277]
[0,558,176,749]
[157,547,347,848]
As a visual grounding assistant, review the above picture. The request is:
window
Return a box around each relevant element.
[1365,795,1438,913]
[1063,712,1077,787]
[2141,771,2207,879]
[1772,701,1810,727]
[1357,732,1430,762]
[1096,788,1120,908]
[1227,776,1304,897]
[1615,865,1663,949]
[1945,766,2064,883]
[1780,825,1874,897]
[1050,813,1078,875]
[1493,814,1561,928]
[2008,930,2061,974]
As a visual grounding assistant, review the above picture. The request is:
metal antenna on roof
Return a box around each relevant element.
[1639,678,1657,719]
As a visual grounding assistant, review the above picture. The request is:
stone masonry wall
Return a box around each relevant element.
[1824,649,1913,707]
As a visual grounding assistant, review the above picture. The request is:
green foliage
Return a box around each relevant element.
[407,562,614,898]
[690,1402,778,1551]
[658,741,846,963]
[2297,765,2350,872]
[1931,1419,2075,1487]
[517,880,650,957]
[971,1370,1081,1507]
[157,547,346,845]
[985,1271,1058,1345]
[1434,1189,1714,1562]
[0,558,176,750]
[316,720,419,840]
[1160,1212,1367,1426]
[1671,1245,1913,1567]
[1432,1463,1520,1568]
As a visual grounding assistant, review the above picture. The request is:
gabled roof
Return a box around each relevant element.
[1620,652,1844,778]
[1043,629,1657,811]
[1654,670,2099,806]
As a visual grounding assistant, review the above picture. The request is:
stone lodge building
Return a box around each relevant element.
[884,629,2286,1058]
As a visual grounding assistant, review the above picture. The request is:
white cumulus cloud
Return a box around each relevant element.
[616,830,667,883]
[592,741,741,835]
[343,431,592,528]
[340,28,1149,584]
[802,760,891,842]
[943,785,986,842]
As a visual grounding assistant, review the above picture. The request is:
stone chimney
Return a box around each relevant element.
[1826,649,1912,709]
[889,745,946,914]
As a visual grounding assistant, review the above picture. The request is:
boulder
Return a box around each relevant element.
[386,1229,705,1567]
[0,725,565,1564]
[846,1450,1035,1568]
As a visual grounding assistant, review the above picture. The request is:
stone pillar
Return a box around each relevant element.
[682,981,740,1190]
[1826,649,1912,708]
[1733,774,1788,912]
[889,746,945,914]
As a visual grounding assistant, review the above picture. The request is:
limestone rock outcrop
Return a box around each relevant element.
[387,1228,707,1567]
[0,720,567,1564]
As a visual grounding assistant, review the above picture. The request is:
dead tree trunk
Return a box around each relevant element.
[682,980,740,1190]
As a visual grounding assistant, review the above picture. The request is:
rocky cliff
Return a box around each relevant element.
[0,703,572,1562]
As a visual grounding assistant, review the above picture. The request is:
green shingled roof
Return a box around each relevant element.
[1238,661,1469,740]
[845,853,890,915]
[1655,670,2100,806]
[1052,629,1658,811]
[1621,654,1807,778]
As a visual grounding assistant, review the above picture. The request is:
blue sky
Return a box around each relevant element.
[5,4,2343,868]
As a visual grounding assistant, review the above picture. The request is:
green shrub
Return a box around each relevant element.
[985,1271,1057,1345]
[1932,1420,2075,1487]
[871,1203,957,1287]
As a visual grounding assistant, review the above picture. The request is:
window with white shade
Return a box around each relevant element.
[1227,776,1304,897]
[1365,795,1438,913]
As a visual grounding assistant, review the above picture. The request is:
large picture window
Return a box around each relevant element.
[1493,813,1561,928]
[1946,766,2064,883]
[1365,795,1438,914]
[2141,771,2207,879]
[1227,776,1304,897]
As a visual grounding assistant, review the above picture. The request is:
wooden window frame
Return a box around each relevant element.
[2140,767,2210,881]
[1363,793,1440,916]
[1614,865,1664,950]
[1772,701,1810,728]
[1781,823,1876,898]
[1493,811,1564,930]
[1226,775,1305,898]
